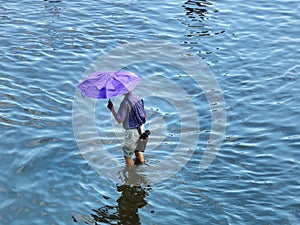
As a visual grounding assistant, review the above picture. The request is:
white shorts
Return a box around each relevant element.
[122,125,145,157]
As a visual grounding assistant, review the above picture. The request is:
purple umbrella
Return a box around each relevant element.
[77,70,141,98]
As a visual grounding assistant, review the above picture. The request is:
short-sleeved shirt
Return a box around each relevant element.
[117,93,146,130]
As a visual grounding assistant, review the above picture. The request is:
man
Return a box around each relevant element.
[107,92,148,166]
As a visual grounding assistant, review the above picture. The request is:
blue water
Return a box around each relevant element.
[1,0,299,224]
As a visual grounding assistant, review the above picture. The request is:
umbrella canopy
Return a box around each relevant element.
[77,70,141,98]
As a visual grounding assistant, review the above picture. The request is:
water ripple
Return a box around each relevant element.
[1,0,300,224]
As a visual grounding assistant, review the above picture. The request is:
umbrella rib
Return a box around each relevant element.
[114,75,139,93]
[114,76,130,92]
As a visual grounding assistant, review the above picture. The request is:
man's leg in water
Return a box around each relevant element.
[135,151,145,164]
[124,156,134,166]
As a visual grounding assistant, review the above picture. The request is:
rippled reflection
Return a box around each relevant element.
[73,167,151,225]
[44,0,62,16]
[184,0,209,19]
[91,185,148,225]
[182,0,225,37]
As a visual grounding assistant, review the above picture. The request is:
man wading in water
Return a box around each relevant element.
[107,92,150,166]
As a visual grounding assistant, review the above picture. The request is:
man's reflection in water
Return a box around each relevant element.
[115,184,148,224]
[88,166,151,225]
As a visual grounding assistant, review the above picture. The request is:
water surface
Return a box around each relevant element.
[0,0,299,224]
